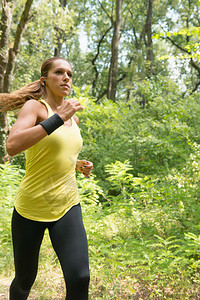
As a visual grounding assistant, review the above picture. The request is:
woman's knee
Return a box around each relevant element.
[10,276,35,300]
[19,277,36,292]
[66,269,90,299]
[69,268,90,287]
[79,271,90,286]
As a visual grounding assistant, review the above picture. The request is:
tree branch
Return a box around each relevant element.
[166,36,189,54]
[190,80,200,94]
[120,1,134,39]
[91,25,112,92]
[164,28,200,77]
[98,0,113,23]
[96,89,108,102]
[190,58,200,75]
[92,26,112,64]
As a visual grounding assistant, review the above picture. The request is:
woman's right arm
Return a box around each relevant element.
[6,100,47,156]
[6,98,83,156]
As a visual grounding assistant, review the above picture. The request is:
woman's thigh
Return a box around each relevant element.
[48,204,90,284]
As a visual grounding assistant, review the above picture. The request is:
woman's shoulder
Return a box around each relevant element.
[22,99,44,109]
[18,100,48,122]
[20,99,47,115]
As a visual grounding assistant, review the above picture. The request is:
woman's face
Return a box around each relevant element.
[44,59,73,98]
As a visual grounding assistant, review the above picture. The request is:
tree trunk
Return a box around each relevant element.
[0,0,33,163]
[146,0,153,77]
[54,31,63,57]
[107,0,123,101]
[0,0,15,163]
[0,0,15,92]
[54,0,68,57]
[3,0,34,93]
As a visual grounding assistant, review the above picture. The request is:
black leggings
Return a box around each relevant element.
[10,204,90,300]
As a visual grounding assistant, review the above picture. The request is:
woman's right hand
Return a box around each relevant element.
[57,99,83,121]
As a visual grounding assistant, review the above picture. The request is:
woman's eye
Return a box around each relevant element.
[55,70,72,77]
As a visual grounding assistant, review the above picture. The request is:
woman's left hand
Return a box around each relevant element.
[76,160,93,178]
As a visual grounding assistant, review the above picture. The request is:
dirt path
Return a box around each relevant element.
[0,278,10,300]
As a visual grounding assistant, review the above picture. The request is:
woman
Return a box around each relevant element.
[1,57,93,299]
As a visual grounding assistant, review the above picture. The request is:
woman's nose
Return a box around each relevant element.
[63,72,70,81]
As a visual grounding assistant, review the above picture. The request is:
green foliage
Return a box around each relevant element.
[154,26,200,61]
[75,78,199,186]
[105,160,134,189]
[0,163,25,275]
[77,173,105,205]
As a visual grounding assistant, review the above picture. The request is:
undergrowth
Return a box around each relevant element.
[0,158,200,299]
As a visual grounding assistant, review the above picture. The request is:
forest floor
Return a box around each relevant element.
[1,274,200,299]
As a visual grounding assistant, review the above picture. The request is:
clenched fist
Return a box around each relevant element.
[57,99,83,121]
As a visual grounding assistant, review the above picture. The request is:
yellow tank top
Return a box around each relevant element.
[15,99,83,222]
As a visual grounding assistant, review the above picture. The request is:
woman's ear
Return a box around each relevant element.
[40,77,46,87]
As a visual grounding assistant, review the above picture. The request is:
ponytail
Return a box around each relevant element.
[0,80,45,112]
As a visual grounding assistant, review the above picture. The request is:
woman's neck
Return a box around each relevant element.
[44,95,64,113]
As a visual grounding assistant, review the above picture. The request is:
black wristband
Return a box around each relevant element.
[40,113,64,135]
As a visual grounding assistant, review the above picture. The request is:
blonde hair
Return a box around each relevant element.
[0,57,70,112]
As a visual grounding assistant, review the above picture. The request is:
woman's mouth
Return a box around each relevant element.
[61,84,70,88]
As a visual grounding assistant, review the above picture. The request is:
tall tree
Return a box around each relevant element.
[0,0,33,163]
[54,0,68,57]
[107,0,123,101]
[0,0,15,163]
[145,0,153,77]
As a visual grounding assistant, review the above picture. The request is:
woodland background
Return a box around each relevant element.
[0,0,200,299]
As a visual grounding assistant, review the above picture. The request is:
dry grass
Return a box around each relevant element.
[1,270,200,299]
